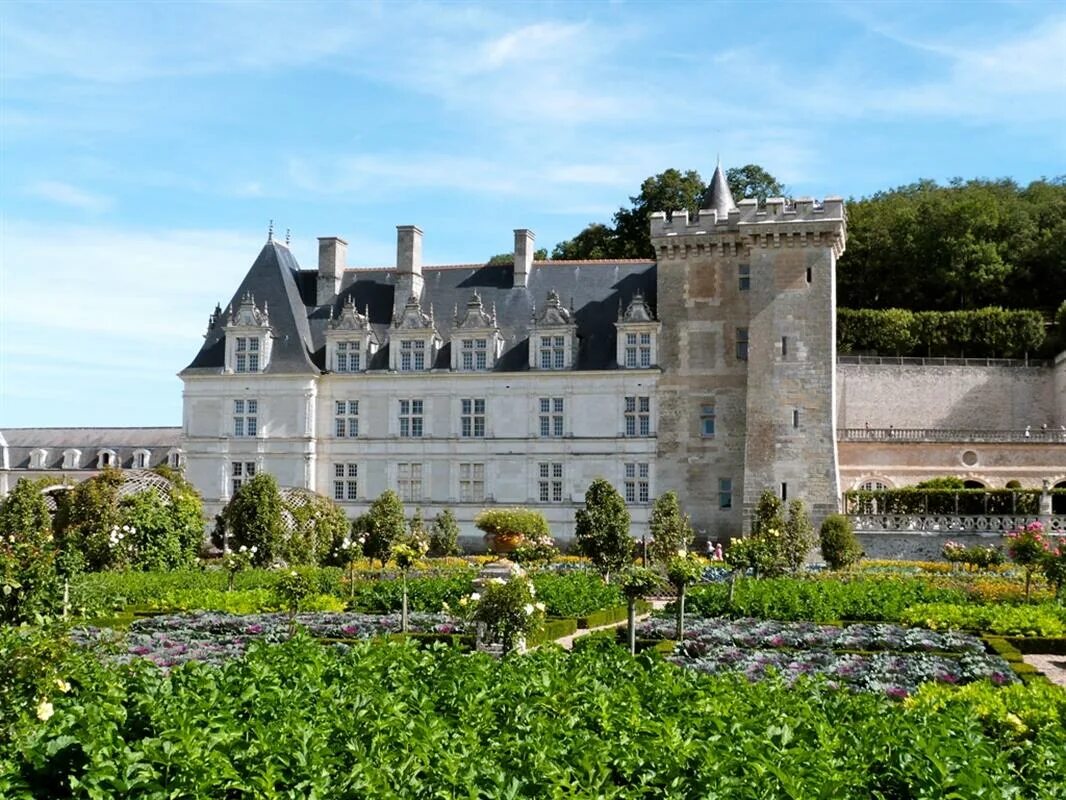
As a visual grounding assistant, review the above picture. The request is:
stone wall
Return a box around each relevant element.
[836,363,1058,429]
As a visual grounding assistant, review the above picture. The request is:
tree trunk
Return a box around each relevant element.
[675,585,686,640]
[401,573,409,633]
[627,597,637,655]
[728,571,736,607]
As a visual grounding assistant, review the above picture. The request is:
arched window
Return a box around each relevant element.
[963,479,986,489]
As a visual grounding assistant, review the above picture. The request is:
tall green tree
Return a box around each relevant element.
[647,491,693,566]
[363,490,407,567]
[220,473,284,567]
[0,478,58,622]
[723,164,786,204]
[781,500,815,573]
[575,479,633,581]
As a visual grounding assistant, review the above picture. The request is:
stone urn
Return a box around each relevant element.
[486,531,524,555]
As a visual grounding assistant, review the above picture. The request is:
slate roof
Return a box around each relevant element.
[183,239,658,374]
[0,428,182,470]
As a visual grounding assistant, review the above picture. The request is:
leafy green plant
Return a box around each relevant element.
[667,555,703,639]
[901,602,1066,637]
[511,534,557,572]
[820,515,862,570]
[529,571,623,617]
[471,575,545,654]
[0,478,58,623]
[1042,538,1066,600]
[428,509,461,557]
[618,566,662,654]
[218,473,284,567]
[274,570,312,635]
[574,479,633,581]
[781,500,815,573]
[1005,522,1050,602]
[647,491,693,566]
[363,490,407,567]
[473,507,550,553]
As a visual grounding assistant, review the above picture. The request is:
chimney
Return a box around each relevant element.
[514,228,535,288]
[317,236,347,306]
[395,225,424,316]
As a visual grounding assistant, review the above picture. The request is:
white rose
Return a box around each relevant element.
[470,593,481,601]
[250,546,258,553]
[535,602,546,612]
[36,700,54,721]
[239,545,247,553]
[55,679,71,693]
[524,604,535,616]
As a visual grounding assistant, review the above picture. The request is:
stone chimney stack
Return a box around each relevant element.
[317,236,347,306]
[514,228,535,288]
[395,225,424,316]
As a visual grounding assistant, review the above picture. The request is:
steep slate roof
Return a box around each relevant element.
[185,239,658,373]
[0,427,182,470]
[704,162,736,218]
[183,241,319,375]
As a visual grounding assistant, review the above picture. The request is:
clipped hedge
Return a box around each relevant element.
[838,307,1047,358]
[843,488,1053,516]
[577,600,652,629]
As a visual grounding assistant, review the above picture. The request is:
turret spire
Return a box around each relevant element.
[704,161,736,218]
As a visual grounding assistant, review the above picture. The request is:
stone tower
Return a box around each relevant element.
[652,166,847,538]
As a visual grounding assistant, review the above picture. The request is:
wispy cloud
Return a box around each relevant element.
[25,180,113,212]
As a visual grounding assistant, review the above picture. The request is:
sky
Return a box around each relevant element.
[1,0,1064,428]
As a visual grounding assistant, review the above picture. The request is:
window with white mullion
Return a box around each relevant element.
[233,399,258,437]
[231,461,256,495]
[624,462,650,504]
[539,335,566,370]
[624,396,651,437]
[461,338,488,371]
[335,341,361,373]
[459,463,485,502]
[460,399,486,438]
[333,463,358,501]
[538,462,564,503]
[334,400,359,437]
[398,463,423,502]
[399,399,424,437]
[400,339,426,371]
[538,397,564,437]
[235,336,260,373]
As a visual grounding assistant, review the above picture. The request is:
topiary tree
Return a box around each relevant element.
[575,479,633,582]
[220,473,284,567]
[667,555,704,640]
[470,575,544,655]
[53,468,123,572]
[780,500,815,573]
[0,478,58,623]
[363,490,407,567]
[429,509,461,557]
[647,491,693,566]
[819,514,862,570]
[618,566,661,655]
[1005,522,1050,602]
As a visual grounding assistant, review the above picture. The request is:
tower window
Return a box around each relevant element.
[738,265,750,291]
[736,328,749,361]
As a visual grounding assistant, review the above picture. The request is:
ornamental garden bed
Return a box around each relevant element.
[635,616,1018,696]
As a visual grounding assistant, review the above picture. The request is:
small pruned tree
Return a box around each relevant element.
[429,509,461,557]
[221,473,284,567]
[575,479,633,582]
[618,566,662,655]
[667,555,704,640]
[363,490,407,568]
[781,500,815,573]
[647,491,693,566]
[819,514,862,570]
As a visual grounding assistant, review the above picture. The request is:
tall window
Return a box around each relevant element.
[623,332,652,368]
[235,337,260,373]
[398,463,423,501]
[538,462,564,503]
[624,396,651,436]
[335,341,360,372]
[459,462,485,502]
[400,339,426,371]
[718,478,733,509]
[700,404,716,438]
[233,399,258,437]
[539,335,566,369]
[334,464,358,501]
[231,461,256,495]
[134,451,149,469]
[399,399,424,437]
[335,401,359,437]
[735,327,749,361]
[538,397,564,437]
[738,264,750,291]
[624,462,650,504]
[461,399,486,437]
[461,338,488,371]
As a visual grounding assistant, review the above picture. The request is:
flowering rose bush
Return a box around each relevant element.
[511,534,558,572]
[1042,537,1066,599]
[469,575,545,654]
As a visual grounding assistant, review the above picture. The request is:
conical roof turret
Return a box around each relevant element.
[704,160,736,218]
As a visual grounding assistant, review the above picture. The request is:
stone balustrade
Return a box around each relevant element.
[849,514,1066,534]
[838,428,1066,443]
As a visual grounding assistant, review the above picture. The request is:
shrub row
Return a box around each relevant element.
[982,637,1048,684]
[900,603,1066,637]
[843,488,1056,516]
[577,600,652,629]
[838,307,1047,358]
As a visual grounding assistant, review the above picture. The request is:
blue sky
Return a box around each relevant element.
[1,0,1064,428]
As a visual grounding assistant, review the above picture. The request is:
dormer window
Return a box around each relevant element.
[451,291,503,371]
[167,449,183,469]
[388,295,440,372]
[62,449,81,469]
[528,290,577,371]
[326,299,377,374]
[615,291,660,369]
[29,448,48,469]
[97,449,117,468]
[133,449,151,469]
[224,292,273,374]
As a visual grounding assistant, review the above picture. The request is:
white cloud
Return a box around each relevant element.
[26,181,113,212]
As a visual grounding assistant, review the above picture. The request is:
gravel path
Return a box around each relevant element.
[1022,654,1066,687]
[555,614,650,651]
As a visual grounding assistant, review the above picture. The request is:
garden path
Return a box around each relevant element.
[1022,654,1066,687]
[554,613,651,651]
